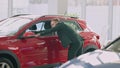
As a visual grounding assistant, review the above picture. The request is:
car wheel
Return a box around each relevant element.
[0,58,14,68]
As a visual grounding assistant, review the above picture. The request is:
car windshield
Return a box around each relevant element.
[106,37,120,52]
[0,17,31,36]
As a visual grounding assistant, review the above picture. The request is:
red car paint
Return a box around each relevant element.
[0,15,101,68]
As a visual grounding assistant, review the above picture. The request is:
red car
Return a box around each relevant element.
[0,14,101,68]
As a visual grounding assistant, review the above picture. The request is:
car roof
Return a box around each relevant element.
[12,14,79,20]
[12,14,42,20]
[41,15,79,19]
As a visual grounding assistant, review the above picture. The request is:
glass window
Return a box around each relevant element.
[0,18,31,36]
[26,20,54,36]
[106,39,120,52]
[36,22,45,31]
[26,22,45,32]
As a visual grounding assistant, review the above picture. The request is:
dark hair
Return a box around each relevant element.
[51,18,60,22]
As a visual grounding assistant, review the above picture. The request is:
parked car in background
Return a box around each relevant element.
[0,14,101,68]
[59,36,120,68]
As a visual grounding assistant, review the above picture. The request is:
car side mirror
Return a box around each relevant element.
[23,31,35,37]
[20,31,36,39]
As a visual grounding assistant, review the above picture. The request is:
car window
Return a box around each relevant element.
[25,20,54,36]
[106,39,120,52]
[0,18,31,36]
[63,21,82,33]
[36,22,45,31]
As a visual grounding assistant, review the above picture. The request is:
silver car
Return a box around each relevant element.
[59,36,120,68]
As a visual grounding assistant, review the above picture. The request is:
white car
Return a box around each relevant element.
[59,36,120,68]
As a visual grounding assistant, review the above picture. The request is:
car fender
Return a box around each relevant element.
[0,50,21,68]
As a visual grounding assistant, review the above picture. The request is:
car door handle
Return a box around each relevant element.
[51,39,61,43]
[36,42,45,45]
[55,39,61,42]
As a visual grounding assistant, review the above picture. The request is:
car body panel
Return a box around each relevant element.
[59,36,120,68]
[0,15,101,68]
[59,50,120,68]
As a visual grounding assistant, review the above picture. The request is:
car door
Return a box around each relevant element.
[19,36,48,66]
[50,35,68,63]
[39,20,69,63]
[34,20,68,63]
[19,21,50,66]
[34,20,68,64]
[55,20,83,62]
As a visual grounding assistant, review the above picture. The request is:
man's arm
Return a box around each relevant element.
[40,23,62,35]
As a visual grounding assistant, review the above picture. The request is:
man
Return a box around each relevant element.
[38,18,84,60]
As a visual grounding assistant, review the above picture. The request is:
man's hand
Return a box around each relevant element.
[34,33,40,37]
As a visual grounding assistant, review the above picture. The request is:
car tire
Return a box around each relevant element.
[0,58,14,68]
[83,45,98,53]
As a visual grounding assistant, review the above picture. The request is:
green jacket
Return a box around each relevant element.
[41,22,83,48]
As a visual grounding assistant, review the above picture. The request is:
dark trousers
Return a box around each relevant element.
[67,41,83,60]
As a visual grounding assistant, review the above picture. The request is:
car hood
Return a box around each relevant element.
[59,50,120,68]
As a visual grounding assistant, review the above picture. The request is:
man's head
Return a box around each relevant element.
[51,18,60,27]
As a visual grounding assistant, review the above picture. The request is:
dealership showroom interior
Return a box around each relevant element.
[0,0,120,68]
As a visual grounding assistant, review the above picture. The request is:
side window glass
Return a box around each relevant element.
[26,22,45,32]
[25,21,54,36]
[36,22,45,31]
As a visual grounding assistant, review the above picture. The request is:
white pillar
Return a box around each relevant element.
[48,0,68,15]
[8,0,13,17]
[108,0,113,40]
[81,0,86,19]
[0,0,8,19]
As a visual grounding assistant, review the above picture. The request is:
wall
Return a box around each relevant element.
[0,0,120,45]
[113,6,120,39]
[86,6,108,44]
[0,0,8,20]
